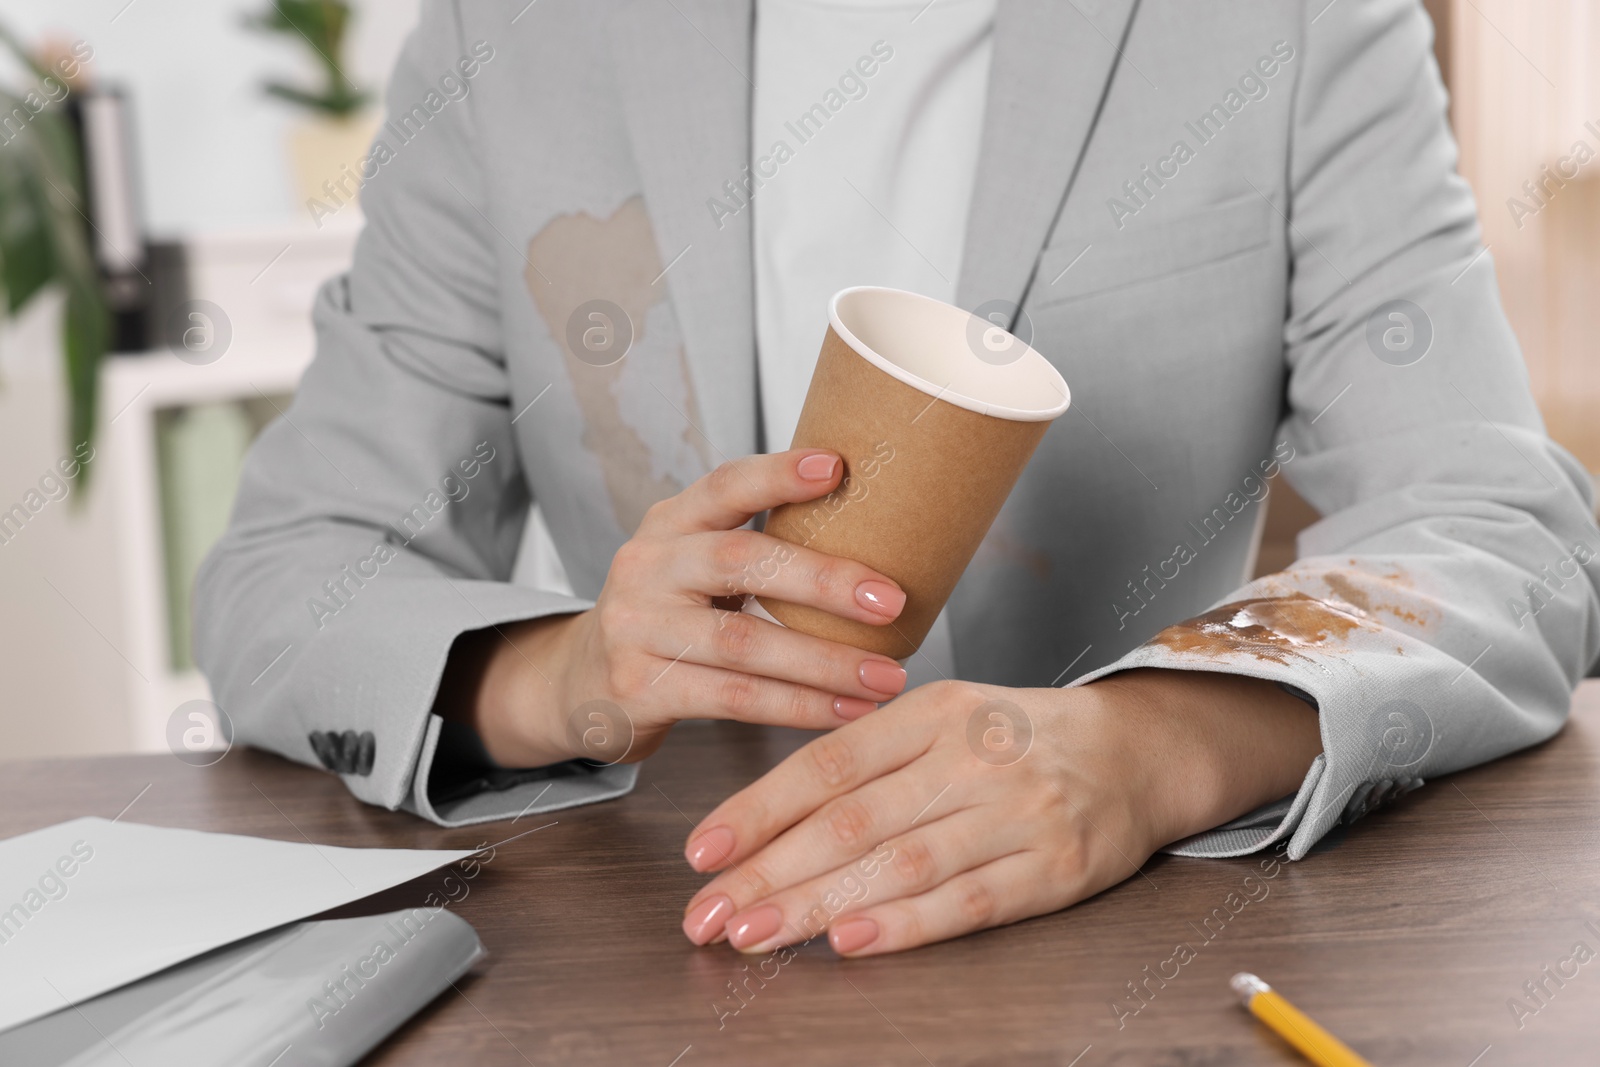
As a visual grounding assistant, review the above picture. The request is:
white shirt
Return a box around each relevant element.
[752,0,996,684]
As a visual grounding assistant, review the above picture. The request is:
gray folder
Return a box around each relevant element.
[0,908,485,1066]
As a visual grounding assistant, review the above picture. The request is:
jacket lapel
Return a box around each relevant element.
[608,0,758,461]
[604,0,1141,458]
[957,0,1141,316]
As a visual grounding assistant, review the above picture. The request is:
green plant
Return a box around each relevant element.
[0,24,109,490]
[245,0,368,118]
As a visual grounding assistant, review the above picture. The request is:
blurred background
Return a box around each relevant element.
[0,0,1595,760]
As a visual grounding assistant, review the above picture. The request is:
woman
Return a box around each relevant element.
[197,0,1600,958]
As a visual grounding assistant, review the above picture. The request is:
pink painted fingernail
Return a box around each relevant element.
[855,580,906,619]
[682,894,734,945]
[685,826,736,871]
[797,454,839,481]
[858,659,907,696]
[830,917,880,954]
[727,904,784,951]
[834,696,878,721]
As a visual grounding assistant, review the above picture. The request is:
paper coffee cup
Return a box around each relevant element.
[755,286,1070,659]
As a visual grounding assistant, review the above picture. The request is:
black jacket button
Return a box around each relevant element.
[354,731,376,776]
[308,731,340,771]
[335,730,359,773]
[307,729,377,776]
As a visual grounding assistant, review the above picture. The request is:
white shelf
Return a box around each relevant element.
[108,224,359,752]
[0,225,359,758]
[102,347,313,752]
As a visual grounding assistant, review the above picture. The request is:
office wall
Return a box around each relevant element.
[1449,0,1600,471]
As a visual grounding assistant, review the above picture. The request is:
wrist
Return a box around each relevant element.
[443,611,585,768]
[1080,668,1322,848]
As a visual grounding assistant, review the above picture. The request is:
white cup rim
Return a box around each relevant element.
[828,286,1071,422]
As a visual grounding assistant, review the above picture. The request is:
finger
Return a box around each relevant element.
[676,530,906,625]
[684,695,943,872]
[657,606,906,702]
[684,761,961,925]
[653,660,874,730]
[688,803,1018,949]
[639,450,842,536]
[828,851,1053,956]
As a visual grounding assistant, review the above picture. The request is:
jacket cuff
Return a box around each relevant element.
[281,576,618,817]
[1068,639,1425,861]
[406,713,640,827]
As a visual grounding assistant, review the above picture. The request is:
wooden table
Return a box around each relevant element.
[7,684,1600,1066]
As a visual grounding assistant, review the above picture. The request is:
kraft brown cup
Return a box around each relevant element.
[754,286,1071,659]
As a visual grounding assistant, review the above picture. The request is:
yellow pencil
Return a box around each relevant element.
[1230,973,1373,1067]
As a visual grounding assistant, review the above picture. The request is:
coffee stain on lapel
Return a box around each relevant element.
[526,195,710,534]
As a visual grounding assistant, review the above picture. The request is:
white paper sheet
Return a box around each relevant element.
[0,817,476,1034]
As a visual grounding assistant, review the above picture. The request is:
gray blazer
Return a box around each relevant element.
[195,0,1600,859]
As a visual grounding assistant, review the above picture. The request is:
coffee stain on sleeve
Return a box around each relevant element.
[1319,569,1429,628]
[525,195,710,535]
[1323,572,1375,612]
[1151,562,1431,666]
[1151,593,1370,666]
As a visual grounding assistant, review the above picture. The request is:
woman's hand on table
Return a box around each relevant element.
[679,668,1322,956]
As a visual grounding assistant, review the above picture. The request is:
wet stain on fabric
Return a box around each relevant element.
[978,528,1052,580]
[1319,570,1428,628]
[525,195,709,534]
[1151,593,1371,665]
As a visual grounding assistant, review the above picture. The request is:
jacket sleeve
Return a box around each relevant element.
[193,0,637,827]
[1071,0,1600,858]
